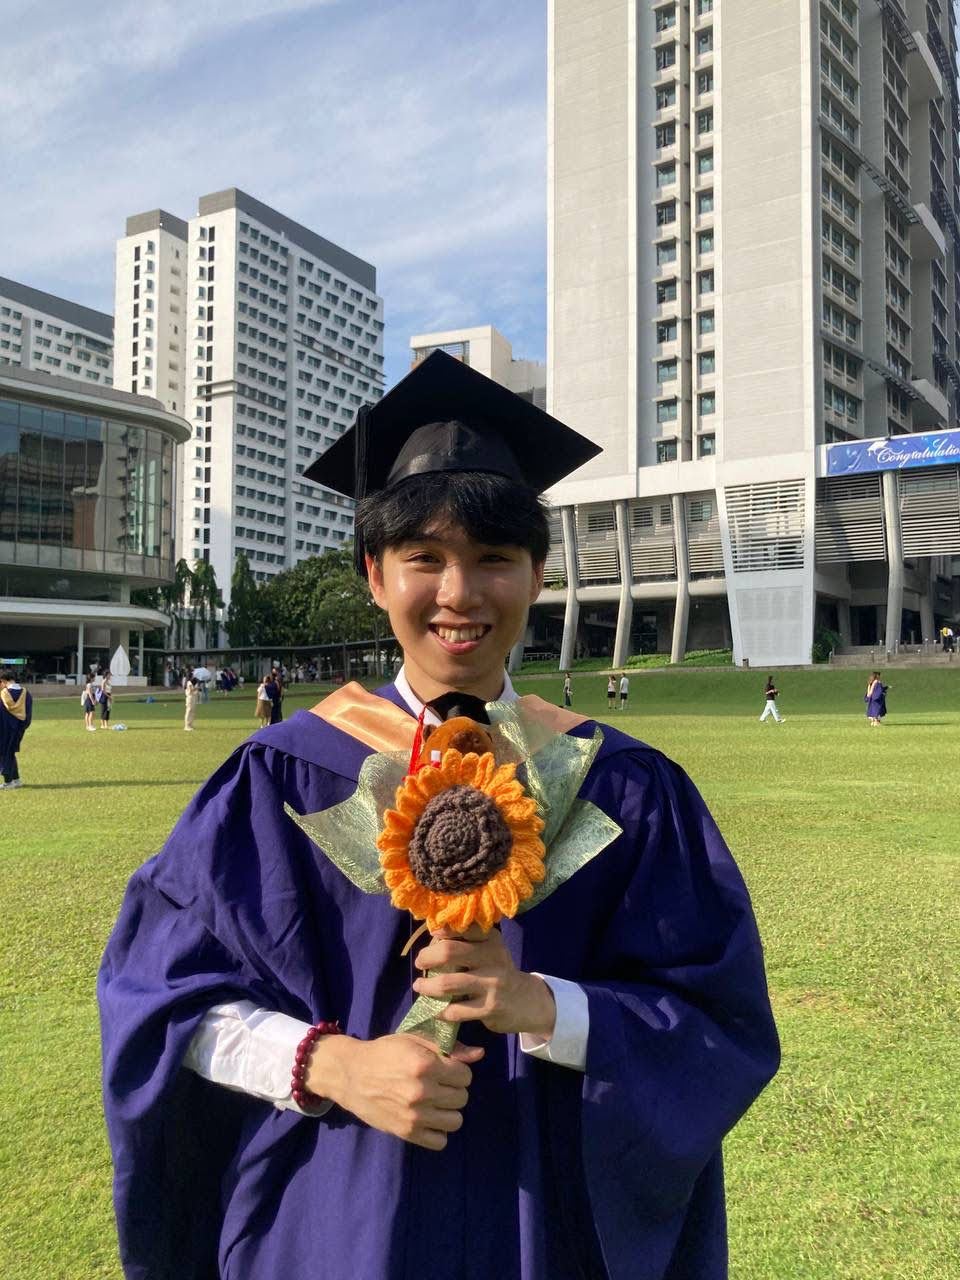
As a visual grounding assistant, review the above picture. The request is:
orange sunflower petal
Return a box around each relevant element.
[488,870,520,917]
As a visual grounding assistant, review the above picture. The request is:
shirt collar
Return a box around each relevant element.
[393,664,517,726]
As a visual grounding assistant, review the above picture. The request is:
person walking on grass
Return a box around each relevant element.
[618,670,629,711]
[606,674,616,709]
[759,676,784,724]
[99,671,113,729]
[0,667,32,790]
[865,671,889,727]
[255,674,273,730]
[269,665,284,724]
[82,676,97,731]
[184,671,199,732]
[562,671,572,708]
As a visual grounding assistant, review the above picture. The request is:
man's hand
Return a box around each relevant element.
[305,1032,482,1151]
[412,925,557,1038]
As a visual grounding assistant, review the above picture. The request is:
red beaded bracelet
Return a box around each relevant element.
[291,1019,342,1112]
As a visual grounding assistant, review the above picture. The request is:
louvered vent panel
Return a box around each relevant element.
[543,512,565,584]
[685,492,724,576]
[577,503,620,583]
[725,480,805,572]
[630,536,677,579]
[815,474,885,563]
[899,467,960,556]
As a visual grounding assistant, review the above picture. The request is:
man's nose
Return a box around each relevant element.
[436,564,482,611]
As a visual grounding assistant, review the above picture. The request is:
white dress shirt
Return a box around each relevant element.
[183,666,590,1113]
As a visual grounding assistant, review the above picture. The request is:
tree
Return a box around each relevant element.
[191,558,223,650]
[261,546,386,649]
[225,551,265,647]
[161,559,194,649]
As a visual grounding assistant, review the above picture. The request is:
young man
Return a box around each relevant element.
[618,671,629,711]
[0,668,32,789]
[99,352,779,1280]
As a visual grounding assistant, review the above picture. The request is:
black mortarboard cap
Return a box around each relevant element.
[427,691,491,725]
[302,349,601,572]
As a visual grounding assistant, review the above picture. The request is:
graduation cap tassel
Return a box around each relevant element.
[352,404,372,576]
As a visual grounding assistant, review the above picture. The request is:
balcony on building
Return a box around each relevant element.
[909,202,947,261]
[909,377,949,427]
[907,30,944,103]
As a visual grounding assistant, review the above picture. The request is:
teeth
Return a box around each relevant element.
[436,626,485,642]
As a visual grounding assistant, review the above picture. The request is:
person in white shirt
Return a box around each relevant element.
[618,672,629,710]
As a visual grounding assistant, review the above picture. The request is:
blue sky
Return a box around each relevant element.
[0,0,547,387]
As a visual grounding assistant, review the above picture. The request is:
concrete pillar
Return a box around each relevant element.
[558,507,581,670]
[670,493,690,664]
[77,621,85,680]
[138,629,145,678]
[837,600,852,647]
[882,470,904,651]
[507,636,525,675]
[612,500,634,668]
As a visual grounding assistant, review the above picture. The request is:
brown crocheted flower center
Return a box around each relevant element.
[408,784,513,893]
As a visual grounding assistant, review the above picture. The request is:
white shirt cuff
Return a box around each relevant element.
[183,999,332,1116]
[518,974,589,1072]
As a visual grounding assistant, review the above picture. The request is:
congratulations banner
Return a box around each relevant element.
[826,429,960,476]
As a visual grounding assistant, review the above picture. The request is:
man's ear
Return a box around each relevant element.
[366,553,387,608]
[530,559,545,602]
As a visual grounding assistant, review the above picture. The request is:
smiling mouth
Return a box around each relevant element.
[430,624,491,644]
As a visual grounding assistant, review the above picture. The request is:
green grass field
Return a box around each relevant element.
[1,668,957,1278]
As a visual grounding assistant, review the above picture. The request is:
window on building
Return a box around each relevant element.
[697,190,714,215]
[586,509,615,533]
[655,6,676,31]
[655,123,676,149]
[696,109,713,135]
[698,310,715,335]
[698,434,716,457]
[656,163,677,188]
[698,351,716,375]
[696,150,714,175]
[699,392,716,416]
[656,84,676,110]
[657,319,678,344]
[696,28,713,55]
[657,279,678,304]
[697,230,714,254]
[689,499,714,523]
[656,239,677,266]
[657,439,678,463]
[656,200,677,226]
[697,68,714,94]
[656,399,678,423]
[655,44,676,72]
[657,359,678,383]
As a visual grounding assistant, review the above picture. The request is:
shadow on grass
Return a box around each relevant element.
[22,780,201,790]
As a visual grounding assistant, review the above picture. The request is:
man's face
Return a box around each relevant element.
[367,522,543,702]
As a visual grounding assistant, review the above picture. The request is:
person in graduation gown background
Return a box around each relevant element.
[98,351,780,1280]
[0,667,32,789]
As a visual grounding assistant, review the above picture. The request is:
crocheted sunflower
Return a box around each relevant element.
[376,748,546,933]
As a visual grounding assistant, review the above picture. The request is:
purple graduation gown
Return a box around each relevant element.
[98,684,779,1280]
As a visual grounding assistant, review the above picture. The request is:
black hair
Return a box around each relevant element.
[356,471,551,565]
[0,667,17,682]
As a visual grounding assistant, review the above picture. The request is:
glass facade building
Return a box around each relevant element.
[0,368,186,590]
[0,365,190,677]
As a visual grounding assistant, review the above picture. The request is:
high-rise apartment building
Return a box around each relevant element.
[545,0,960,666]
[410,325,546,406]
[115,189,384,597]
[0,276,113,386]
